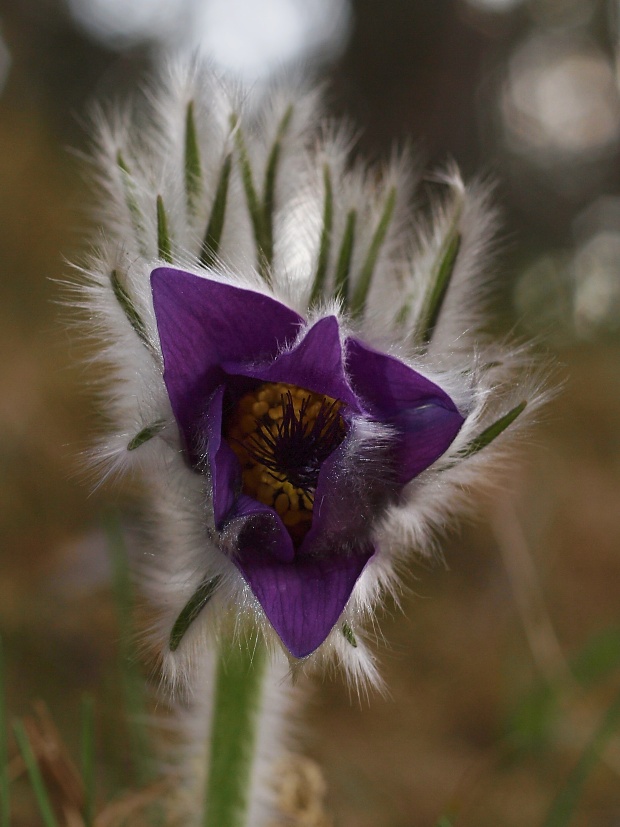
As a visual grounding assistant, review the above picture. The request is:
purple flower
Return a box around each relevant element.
[151,267,464,658]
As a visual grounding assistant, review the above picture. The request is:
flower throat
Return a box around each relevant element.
[225,382,347,544]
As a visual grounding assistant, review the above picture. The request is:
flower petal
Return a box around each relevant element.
[204,385,239,527]
[346,338,464,483]
[229,495,295,563]
[233,545,373,658]
[298,435,377,554]
[222,316,361,411]
[151,268,303,454]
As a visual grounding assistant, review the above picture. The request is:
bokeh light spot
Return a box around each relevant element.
[502,35,620,162]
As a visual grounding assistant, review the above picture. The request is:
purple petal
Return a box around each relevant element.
[229,495,295,563]
[223,316,361,412]
[346,338,464,483]
[204,386,240,527]
[298,437,371,554]
[233,545,373,658]
[151,268,303,454]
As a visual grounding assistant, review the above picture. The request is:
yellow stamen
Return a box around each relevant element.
[224,381,344,544]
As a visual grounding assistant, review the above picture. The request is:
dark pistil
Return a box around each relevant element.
[245,392,346,493]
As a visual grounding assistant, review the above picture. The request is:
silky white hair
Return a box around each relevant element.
[72,59,549,697]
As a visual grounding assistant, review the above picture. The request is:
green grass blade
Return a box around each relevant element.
[455,401,527,462]
[13,721,59,827]
[200,154,232,268]
[80,695,95,827]
[127,420,166,452]
[203,640,267,827]
[262,104,293,266]
[543,687,620,827]
[185,101,202,213]
[309,164,333,306]
[0,639,9,827]
[110,270,157,357]
[169,576,221,652]
[350,187,397,319]
[156,195,172,263]
[414,195,463,344]
[334,210,356,309]
[116,151,146,254]
[104,514,152,786]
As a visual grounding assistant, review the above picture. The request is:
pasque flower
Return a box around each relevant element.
[76,63,546,688]
[151,267,463,657]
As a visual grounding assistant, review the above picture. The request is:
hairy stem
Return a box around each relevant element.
[203,639,267,827]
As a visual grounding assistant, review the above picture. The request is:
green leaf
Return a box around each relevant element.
[127,420,166,452]
[110,270,156,357]
[13,720,59,827]
[0,639,9,827]
[334,210,356,308]
[116,151,146,254]
[169,576,221,652]
[455,401,527,462]
[156,195,172,263]
[204,640,267,827]
[200,154,232,268]
[342,623,358,648]
[543,687,620,827]
[309,164,333,306]
[414,195,463,344]
[185,101,202,212]
[350,187,397,319]
[80,695,95,827]
[262,105,293,267]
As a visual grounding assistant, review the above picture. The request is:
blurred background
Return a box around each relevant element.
[1,0,620,825]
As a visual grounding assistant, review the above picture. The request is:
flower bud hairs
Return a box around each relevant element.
[74,62,547,826]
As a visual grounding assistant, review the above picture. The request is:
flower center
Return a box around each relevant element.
[225,382,347,544]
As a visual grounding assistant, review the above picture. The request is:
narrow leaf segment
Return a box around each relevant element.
[456,401,527,462]
[169,576,222,652]
[185,101,202,212]
[262,105,294,266]
[334,210,356,308]
[127,420,166,452]
[110,270,157,357]
[232,106,293,282]
[419,233,461,343]
[342,622,358,648]
[157,195,172,263]
[350,186,397,319]
[414,192,463,343]
[309,164,333,306]
[116,151,146,254]
[231,115,267,276]
[200,154,232,268]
